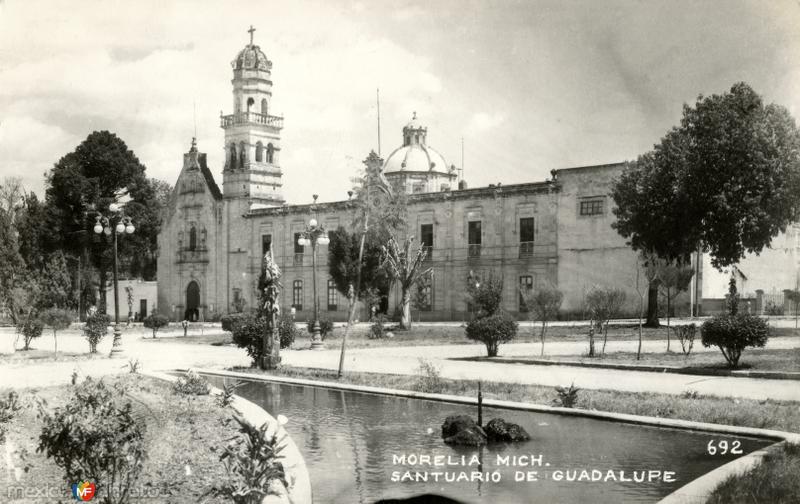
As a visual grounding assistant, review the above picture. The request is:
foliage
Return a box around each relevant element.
[231,314,269,366]
[18,316,44,351]
[83,311,110,353]
[306,317,333,340]
[327,225,391,301]
[37,251,75,311]
[216,415,286,504]
[657,260,694,350]
[221,313,249,333]
[705,442,800,504]
[143,313,169,338]
[585,286,627,356]
[381,237,432,330]
[172,369,210,395]
[370,314,388,339]
[521,285,564,356]
[0,185,27,326]
[0,391,22,443]
[218,380,244,408]
[701,314,770,368]
[553,383,580,408]
[764,301,784,316]
[675,323,697,356]
[37,378,146,504]
[465,311,518,357]
[277,312,299,349]
[126,359,140,374]
[415,358,444,393]
[612,82,800,271]
[465,271,504,317]
[39,307,75,354]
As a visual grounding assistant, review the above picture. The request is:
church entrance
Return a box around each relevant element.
[185,281,200,321]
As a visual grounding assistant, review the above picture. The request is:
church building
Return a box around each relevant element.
[157,31,798,323]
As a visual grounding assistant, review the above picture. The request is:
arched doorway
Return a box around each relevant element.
[185,281,200,321]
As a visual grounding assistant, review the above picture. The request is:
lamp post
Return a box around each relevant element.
[93,203,135,357]
[298,195,330,350]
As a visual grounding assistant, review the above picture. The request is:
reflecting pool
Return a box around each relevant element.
[206,375,770,504]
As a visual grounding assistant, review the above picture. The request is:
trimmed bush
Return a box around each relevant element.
[18,317,44,351]
[370,315,388,339]
[39,308,75,354]
[143,313,169,339]
[701,314,770,368]
[221,313,248,333]
[83,312,110,353]
[306,318,333,340]
[231,314,269,366]
[278,312,299,349]
[173,369,210,395]
[465,311,518,357]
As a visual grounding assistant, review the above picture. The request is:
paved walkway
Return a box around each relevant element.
[1,327,798,402]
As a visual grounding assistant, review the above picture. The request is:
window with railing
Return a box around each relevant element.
[294,232,304,266]
[468,221,481,259]
[292,280,303,311]
[327,280,338,311]
[519,217,534,258]
[519,275,533,312]
[262,234,272,259]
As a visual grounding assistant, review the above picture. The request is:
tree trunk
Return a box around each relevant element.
[400,289,411,330]
[540,321,547,356]
[645,282,660,327]
[666,294,671,352]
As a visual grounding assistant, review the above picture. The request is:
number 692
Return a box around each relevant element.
[707,439,742,455]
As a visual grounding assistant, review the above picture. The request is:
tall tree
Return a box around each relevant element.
[613,82,800,322]
[381,237,431,330]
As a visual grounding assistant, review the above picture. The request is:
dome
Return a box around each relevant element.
[232,44,272,71]
[383,143,450,174]
[404,112,424,130]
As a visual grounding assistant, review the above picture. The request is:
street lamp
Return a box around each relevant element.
[93,204,135,357]
[298,195,330,350]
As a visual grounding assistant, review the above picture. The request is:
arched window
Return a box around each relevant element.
[261,98,268,115]
[266,143,274,164]
[189,226,197,251]
[246,97,254,112]
[229,143,237,169]
[255,141,264,162]
[239,141,247,167]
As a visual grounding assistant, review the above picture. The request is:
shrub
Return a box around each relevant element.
[17,316,44,351]
[764,301,784,316]
[231,314,269,366]
[369,314,388,339]
[0,391,22,443]
[465,272,504,317]
[173,369,210,395]
[216,414,287,503]
[522,286,564,356]
[701,314,770,368]
[83,312,110,353]
[222,313,248,333]
[37,378,146,504]
[143,313,169,338]
[39,308,75,354]
[553,383,580,408]
[465,311,518,357]
[675,323,697,355]
[206,310,223,323]
[306,317,334,340]
[585,286,627,356]
[277,312,299,349]
[415,359,444,393]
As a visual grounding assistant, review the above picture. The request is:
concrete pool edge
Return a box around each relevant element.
[192,368,799,504]
[143,370,314,504]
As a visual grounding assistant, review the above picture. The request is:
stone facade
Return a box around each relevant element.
[157,32,797,323]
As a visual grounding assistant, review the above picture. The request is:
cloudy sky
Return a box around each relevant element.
[1,0,798,204]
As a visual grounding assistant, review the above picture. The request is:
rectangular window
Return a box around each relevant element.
[519,217,534,257]
[519,275,533,312]
[421,224,433,261]
[327,280,338,311]
[261,234,272,258]
[468,220,481,258]
[292,280,303,311]
[293,232,304,253]
[417,275,433,311]
[579,198,604,216]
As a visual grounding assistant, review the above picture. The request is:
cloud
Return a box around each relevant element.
[466,112,505,134]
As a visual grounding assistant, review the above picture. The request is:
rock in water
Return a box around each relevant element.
[441,415,487,446]
[485,418,530,443]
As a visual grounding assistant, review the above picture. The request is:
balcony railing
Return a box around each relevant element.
[177,248,209,264]
[421,246,433,261]
[293,253,304,267]
[519,241,535,258]
[468,244,481,259]
[220,111,284,129]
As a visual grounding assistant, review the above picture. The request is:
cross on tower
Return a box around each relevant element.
[248,25,256,45]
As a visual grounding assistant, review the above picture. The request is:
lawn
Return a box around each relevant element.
[706,442,800,504]
[0,374,236,503]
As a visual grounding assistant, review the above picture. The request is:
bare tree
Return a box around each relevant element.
[586,286,627,357]
[521,285,564,356]
[381,237,431,330]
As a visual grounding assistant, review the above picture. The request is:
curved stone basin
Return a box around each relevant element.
[205,375,771,504]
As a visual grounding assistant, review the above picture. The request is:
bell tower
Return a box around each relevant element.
[221,26,284,205]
